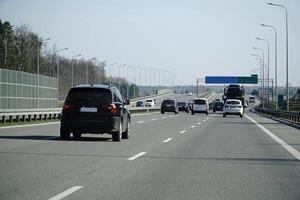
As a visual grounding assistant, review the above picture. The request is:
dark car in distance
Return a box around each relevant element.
[177,101,189,113]
[213,101,224,112]
[161,99,178,114]
[60,84,131,142]
[135,100,144,107]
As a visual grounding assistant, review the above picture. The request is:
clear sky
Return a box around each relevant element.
[1,0,299,86]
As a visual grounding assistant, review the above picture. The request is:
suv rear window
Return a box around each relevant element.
[214,102,223,106]
[226,100,240,105]
[177,102,186,106]
[163,100,175,105]
[194,99,206,105]
[66,88,112,105]
[146,100,153,103]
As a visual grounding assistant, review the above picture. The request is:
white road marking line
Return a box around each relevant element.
[137,120,144,123]
[197,122,202,125]
[163,138,173,143]
[162,117,166,119]
[0,122,60,129]
[48,186,83,200]
[180,130,186,134]
[169,115,173,118]
[151,118,157,121]
[245,114,300,160]
[127,152,147,161]
[191,125,195,128]
[132,112,159,116]
[206,118,209,120]
[202,119,206,122]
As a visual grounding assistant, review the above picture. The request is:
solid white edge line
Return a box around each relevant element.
[48,186,83,200]
[245,114,300,160]
[180,130,186,134]
[127,152,147,161]
[0,122,60,130]
[163,138,173,143]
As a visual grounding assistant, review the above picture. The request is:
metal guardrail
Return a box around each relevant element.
[0,91,214,124]
[0,107,161,124]
[255,107,300,124]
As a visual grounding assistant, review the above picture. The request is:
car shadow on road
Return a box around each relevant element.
[0,135,112,142]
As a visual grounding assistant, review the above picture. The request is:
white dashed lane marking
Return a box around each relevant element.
[127,152,147,161]
[180,130,187,134]
[163,138,173,143]
[48,186,83,200]
[137,121,144,123]
[191,125,195,128]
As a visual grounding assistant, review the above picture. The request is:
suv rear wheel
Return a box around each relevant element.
[112,122,122,142]
[73,131,81,139]
[122,119,130,139]
[60,127,70,140]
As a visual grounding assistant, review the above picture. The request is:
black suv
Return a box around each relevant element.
[213,101,224,112]
[60,85,131,142]
[161,99,178,114]
[177,101,189,113]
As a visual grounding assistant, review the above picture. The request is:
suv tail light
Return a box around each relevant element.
[63,103,74,112]
[106,104,117,113]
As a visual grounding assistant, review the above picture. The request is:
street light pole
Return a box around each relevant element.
[37,38,50,108]
[86,57,96,84]
[71,54,82,87]
[119,64,126,91]
[256,37,270,109]
[54,47,68,102]
[260,24,278,109]
[251,54,263,100]
[98,60,107,84]
[267,2,289,110]
[126,65,135,99]
[109,62,118,86]
[253,47,265,108]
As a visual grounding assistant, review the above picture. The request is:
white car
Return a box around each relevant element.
[191,98,208,115]
[187,92,193,96]
[145,99,155,107]
[249,96,255,103]
[223,99,244,118]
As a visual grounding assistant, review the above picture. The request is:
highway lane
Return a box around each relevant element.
[0,95,299,199]
[69,112,300,200]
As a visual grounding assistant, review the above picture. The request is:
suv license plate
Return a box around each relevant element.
[80,107,97,112]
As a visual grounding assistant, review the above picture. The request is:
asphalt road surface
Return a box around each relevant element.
[0,94,299,200]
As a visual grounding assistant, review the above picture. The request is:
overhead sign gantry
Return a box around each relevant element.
[205,74,258,84]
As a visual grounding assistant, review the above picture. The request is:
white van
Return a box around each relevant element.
[145,99,155,107]
[191,98,208,115]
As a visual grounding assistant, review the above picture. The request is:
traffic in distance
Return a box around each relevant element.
[59,83,254,141]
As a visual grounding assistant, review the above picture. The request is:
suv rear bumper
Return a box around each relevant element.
[192,110,207,113]
[61,116,120,134]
